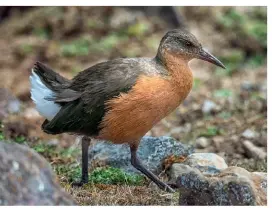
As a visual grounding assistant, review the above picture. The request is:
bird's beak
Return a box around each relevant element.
[198,48,226,69]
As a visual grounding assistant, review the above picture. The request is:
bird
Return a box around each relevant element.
[29,29,225,193]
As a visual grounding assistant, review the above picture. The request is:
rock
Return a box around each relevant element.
[89,136,194,174]
[23,107,41,120]
[241,81,259,91]
[0,88,21,120]
[0,141,76,205]
[169,153,228,179]
[202,100,218,114]
[195,137,211,149]
[176,165,267,205]
[242,129,258,139]
[243,140,267,159]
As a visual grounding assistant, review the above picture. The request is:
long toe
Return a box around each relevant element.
[164,184,176,193]
[71,181,86,187]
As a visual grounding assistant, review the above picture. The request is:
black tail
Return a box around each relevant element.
[33,62,71,93]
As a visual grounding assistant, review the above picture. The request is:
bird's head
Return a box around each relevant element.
[157,29,226,69]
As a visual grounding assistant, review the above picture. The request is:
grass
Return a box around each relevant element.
[89,167,144,186]
[56,165,145,186]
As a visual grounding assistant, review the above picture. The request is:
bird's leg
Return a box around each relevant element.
[72,136,90,187]
[130,144,175,193]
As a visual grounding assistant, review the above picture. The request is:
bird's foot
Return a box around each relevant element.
[71,180,88,187]
[156,181,176,193]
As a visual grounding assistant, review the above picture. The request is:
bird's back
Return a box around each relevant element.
[30,58,168,136]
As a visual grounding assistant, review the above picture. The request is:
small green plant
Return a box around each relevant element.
[89,167,145,186]
[193,78,202,90]
[55,164,82,182]
[199,126,222,137]
[55,165,144,186]
[246,54,266,68]
[14,136,26,144]
[61,38,91,57]
[0,132,4,141]
[33,27,50,39]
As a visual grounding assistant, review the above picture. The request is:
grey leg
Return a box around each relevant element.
[72,136,90,186]
[130,144,175,193]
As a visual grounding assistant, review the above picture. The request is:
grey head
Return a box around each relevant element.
[157,29,226,69]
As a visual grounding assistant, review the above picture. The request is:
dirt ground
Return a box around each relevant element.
[0,6,267,205]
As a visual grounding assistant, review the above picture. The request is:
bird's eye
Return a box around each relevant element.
[185,41,192,46]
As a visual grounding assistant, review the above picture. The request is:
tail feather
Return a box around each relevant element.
[30,62,69,121]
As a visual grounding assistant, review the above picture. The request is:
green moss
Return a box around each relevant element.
[14,136,26,144]
[0,132,4,141]
[56,165,145,186]
[89,167,145,186]
[55,164,82,182]
[199,126,220,137]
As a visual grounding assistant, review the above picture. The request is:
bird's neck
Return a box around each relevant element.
[156,51,193,99]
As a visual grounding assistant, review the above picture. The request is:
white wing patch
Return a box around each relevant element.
[30,69,61,121]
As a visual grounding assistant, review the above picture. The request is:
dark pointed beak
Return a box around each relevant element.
[198,48,226,69]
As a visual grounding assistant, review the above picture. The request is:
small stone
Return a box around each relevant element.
[202,100,218,114]
[242,129,257,139]
[23,107,41,119]
[241,81,259,91]
[195,137,210,149]
[0,88,21,119]
[243,140,267,159]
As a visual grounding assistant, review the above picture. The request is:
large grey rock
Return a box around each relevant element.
[0,141,76,205]
[174,164,266,205]
[89,136,194,174]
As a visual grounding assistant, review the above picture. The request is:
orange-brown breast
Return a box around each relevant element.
[99,53,193,145]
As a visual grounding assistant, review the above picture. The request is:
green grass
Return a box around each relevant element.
[55,165,145,186]
[198,126,224,137]
[14,136,26,144]
[89,167,144,185]
[0,132,4,141]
